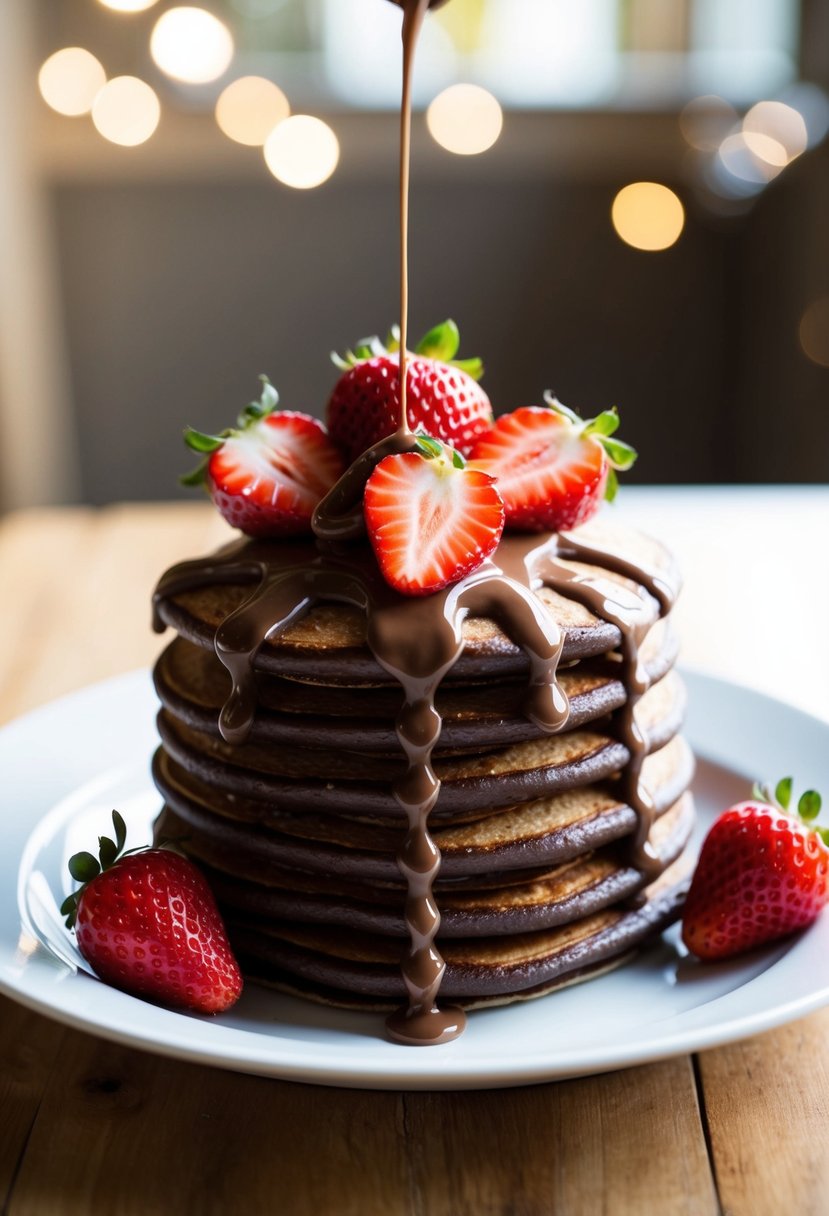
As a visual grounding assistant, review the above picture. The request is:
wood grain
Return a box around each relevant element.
[698,1009,829,1215]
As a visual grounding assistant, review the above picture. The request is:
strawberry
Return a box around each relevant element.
[62,811,243,1014]
[363,435,504,596]
[469,396,637,532]
[682,778,829,961]
[182,376,344,538]
[326,320,492,464]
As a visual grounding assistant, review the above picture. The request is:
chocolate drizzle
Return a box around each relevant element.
[153,526,678,1042]
[152,0,679,1044]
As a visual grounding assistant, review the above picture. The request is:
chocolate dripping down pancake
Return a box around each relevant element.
[153,733,693,881]
[155,792,693,941]
[152,518,691,1035]
[220,858,692,1009]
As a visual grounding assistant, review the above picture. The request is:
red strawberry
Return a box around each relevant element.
[364,435,504,596]
[183,376,344,538]
[62,811,242,1014]
[682,778,829,961]
[327,320,492,464]
[469,396,637,532]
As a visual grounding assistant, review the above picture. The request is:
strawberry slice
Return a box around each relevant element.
[182,376,344,538]
[682,778,829,960]
[469,396,637,532]
[364,436,505,596]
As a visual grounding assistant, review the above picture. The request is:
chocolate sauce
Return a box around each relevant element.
[153,526,678,1040]
[152,0,680,1045]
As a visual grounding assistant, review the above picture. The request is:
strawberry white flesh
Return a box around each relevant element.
[207,413,344,537]
[364,449,505,596]
[471,407,607,532]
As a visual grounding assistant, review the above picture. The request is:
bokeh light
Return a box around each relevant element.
[611,183,685,252]
[263,115,340,189]
[97,0,160,11]
[426,84,503,156]
[679,95,738,152]
[800,297,829,368]
[215,76,290,146]
[150,7,234,84]
[38,48,106,117]
[743,101,808,164]
[92,76,161,146]
[717,133,782,186]
[778,83,829,149]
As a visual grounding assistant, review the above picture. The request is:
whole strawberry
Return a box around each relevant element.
[469,395,637,532]
[183,376,344,538]
[326,320,492,464]
[682,778,829,961]
[62,811,243,1014]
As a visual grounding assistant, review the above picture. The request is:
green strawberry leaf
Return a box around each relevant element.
[775,776,793,810]
[604,468,619,503]
[798,790,822,821]
[59,894,76,917]
[414,433,444,460]
[98,835,118,869]
[68,852,101,884]
[179,461,209,488]
[451,447,466,469]
[542,393,582,426]
[451,357,484,381]
[237,375,279,426]
[112,810,127,853]
[385,325,401,353]
[584,409,620,438]
[600,438,638,471]
[183,427,225,454]
[416,319,460,362]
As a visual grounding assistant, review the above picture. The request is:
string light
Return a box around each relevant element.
[216,76,290,146]
[263,115,339,189]
[426,84,503,156]
[38,48,106,117]
[150,7,234,84]
[611,183,684,252]
[92,76,161,146]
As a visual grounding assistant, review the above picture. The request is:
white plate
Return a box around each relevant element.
[2,669,828,1091]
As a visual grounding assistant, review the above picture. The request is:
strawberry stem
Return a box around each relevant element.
[181,376,280,487]
[330,321,484,382]
[542,393,638,501]
[62,809,129,930]
[752,777,824,830]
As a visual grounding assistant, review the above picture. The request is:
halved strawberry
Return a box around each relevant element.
[364,436,505,596]
[183,377,344,538]
[469,396,637,532]
[327,320,492,464]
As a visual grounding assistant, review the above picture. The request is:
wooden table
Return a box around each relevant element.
[2,496,829,1216]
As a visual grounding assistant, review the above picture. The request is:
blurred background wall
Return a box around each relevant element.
[1,0,828,508]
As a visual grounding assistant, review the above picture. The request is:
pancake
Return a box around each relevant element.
[153,634,683,754]
[151,518,693,1036]
[226,857,691,1007]
[158,793,693,939]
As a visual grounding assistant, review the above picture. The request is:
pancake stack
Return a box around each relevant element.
[151,517,693,1014]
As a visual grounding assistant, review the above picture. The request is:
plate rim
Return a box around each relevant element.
[2,666,829,1090]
